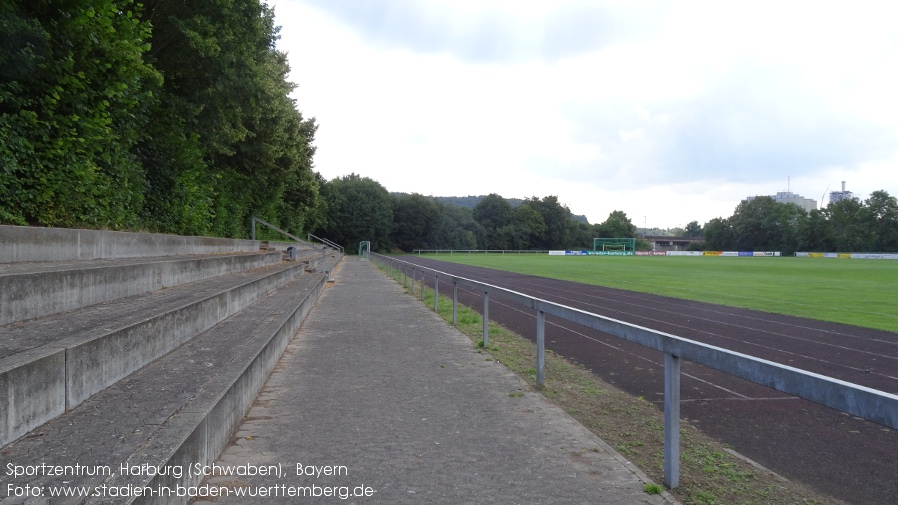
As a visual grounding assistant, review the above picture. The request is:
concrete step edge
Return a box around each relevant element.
[97,275,327,504]
[0,261,310,447]
[0,272,329,505]
[0,251,286,326]
[0,225,264,263]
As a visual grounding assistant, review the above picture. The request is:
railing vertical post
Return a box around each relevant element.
[452,281,458,325]
[434,275,440,311]
[402,264,407,288]
[251,218,256,241]
[536,307,545,387]
[482,291,490,347]
[420,271,425,301]
[664,352,681,489]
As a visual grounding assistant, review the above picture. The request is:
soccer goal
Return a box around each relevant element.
[593,238,636,252]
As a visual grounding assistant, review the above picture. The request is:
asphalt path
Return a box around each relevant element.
[400,256,898,505]
[199,260,672,505]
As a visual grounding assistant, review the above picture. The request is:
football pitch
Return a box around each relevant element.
[413,254,898,332]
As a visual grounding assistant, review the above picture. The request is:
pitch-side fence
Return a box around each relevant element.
[369,252,898,489]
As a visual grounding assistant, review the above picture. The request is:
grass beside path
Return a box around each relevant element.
[376,262,846,505]
[414,254,898,332]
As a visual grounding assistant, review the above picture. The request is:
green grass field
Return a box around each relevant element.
[415,254,898,332]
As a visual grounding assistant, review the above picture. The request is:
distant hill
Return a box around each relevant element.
[392,193,589,224]
[432,195,523,209]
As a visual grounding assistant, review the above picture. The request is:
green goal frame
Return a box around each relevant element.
[593,238,636,252]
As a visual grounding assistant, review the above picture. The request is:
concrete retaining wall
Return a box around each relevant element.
[0,252,283,326]
[0,225,262,263]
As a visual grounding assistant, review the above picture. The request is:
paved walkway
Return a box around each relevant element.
[196,259,675,504]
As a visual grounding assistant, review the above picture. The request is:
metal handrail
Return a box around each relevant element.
[250,216,318,249]
[307,233,344,254]
[369,252,898,489]
[250,217,346,278]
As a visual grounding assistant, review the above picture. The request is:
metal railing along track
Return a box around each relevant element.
[369,252,898,489]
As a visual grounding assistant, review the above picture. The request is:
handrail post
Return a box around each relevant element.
[483,291,490,347]
[251,218,256,240]
[536,307,545,387]
[452,281,458,325]
[420,271,425,301]
[664,352,681,488]
[434,274,439,311]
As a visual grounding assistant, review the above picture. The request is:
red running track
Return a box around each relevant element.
[401,257,898,505]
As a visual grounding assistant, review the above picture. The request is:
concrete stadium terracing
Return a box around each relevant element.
[0,226,333,503]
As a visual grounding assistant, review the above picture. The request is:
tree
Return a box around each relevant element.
[764,201,805,255]
[597,210,637,239]
[697,190,898,254]
[796,208,835,252]
[722,197,808,252]
[1,0,162,228]
[703,217,732,250]
[511,203,547,249]
[138,0,320,238]
[828,198,875,252]
[864,190,898,252]
[526,196,577,249]
[1,1,321,238]
[316,174,393,251]
[473,194,514,249]
[729,197,775,250]
[667,227,686,237]
[472,193,512,230]
[684,221,703,238]
[571,222,599,249]
[391,194,440,251]
[430,203,482,250]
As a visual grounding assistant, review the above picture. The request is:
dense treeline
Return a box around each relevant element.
[314,174,898,255]
[0,0,319,238]
[427,195,589,224]
[312,174,639,252]
[704,191,898,254]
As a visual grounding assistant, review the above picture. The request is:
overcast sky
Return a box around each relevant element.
[266,0,898,229]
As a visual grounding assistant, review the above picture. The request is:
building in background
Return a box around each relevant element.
[746,191,817,213]
[829,181,856,205]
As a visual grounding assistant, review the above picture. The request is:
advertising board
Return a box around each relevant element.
[796,252,898,259]
[549,251,635,256]
[550,250,782,257]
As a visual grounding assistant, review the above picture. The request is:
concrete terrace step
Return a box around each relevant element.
[0,260,310,447]
[0,273,326,505]
[0,225,265,263]
[0,252,285,326]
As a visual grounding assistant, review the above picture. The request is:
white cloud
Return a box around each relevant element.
[268,0,898,228]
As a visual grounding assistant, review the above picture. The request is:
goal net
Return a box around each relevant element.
[593,238,636,252]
